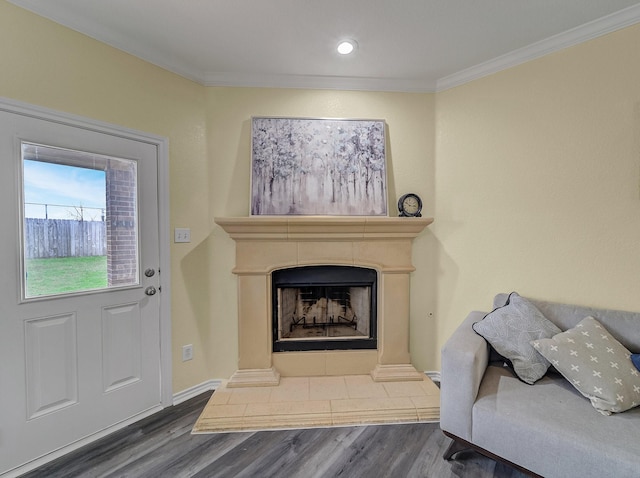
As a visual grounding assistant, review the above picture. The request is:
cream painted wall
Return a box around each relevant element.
[4,1,639,386]
[434,24,640,367]
[0,1,211,392]
[205,88,436,377]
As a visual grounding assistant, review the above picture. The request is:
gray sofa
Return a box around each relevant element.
[440,293,640,478]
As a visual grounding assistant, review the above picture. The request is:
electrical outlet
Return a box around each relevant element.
[182,344,193,361]
[174,228,191,243]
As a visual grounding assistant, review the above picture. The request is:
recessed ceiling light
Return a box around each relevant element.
[337,40,357,55]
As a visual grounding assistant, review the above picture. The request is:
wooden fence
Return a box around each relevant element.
[24,218,106,259]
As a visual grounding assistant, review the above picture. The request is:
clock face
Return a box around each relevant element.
[403,196,420,214]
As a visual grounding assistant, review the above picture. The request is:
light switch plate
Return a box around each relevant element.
[174,228,191,243]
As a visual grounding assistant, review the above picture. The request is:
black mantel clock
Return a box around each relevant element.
[398,193,422,217]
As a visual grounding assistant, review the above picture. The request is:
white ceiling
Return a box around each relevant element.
[9,0,640,92]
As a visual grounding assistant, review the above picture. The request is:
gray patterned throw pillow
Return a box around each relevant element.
[473,292,561,384]
[532,316,640,415]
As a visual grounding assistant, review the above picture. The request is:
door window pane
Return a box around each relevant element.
[22,142,139,298]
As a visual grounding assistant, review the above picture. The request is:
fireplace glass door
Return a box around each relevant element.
[272,266,377,352]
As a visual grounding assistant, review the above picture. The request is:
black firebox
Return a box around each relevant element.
[272,265,378,352]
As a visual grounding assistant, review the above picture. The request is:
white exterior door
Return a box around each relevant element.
[0,101,169,476]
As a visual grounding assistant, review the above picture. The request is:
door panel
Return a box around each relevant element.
[24,313,78,419]
[0,106,163,475]
[102,302,142,392]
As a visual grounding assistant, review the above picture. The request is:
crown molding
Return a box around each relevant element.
[10,0,640,93]
[202,72,436,93]
[436,3,640,92]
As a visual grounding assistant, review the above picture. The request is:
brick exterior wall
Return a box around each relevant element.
[106,160,137,286]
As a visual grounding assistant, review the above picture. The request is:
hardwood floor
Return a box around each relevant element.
[21,392,528,478]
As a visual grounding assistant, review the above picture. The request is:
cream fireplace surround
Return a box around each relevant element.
[215,216,433,388]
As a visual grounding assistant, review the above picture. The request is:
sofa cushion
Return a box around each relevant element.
[532,316,640,415]
[473,292,561,384]
[472,365,640,478]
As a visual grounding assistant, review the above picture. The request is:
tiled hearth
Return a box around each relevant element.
[215,216,433,387]
[193,374,440,433]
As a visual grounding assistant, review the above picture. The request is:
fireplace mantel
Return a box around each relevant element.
[215,216,433,387]
[215,216,433,241]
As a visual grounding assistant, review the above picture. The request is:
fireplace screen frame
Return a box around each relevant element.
[271,265,378,352]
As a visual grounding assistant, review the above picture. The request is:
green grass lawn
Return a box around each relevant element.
[26,256,108,297]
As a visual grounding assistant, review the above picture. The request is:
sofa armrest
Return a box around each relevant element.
[440,310,490,441]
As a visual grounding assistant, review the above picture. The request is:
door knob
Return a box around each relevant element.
[145,286,157,296]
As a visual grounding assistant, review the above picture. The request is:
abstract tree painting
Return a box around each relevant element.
[251,117,387,216]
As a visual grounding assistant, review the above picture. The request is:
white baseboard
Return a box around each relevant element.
[424,370,441,383]
[172,379,222,405]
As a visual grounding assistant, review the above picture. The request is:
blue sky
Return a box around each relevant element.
[23,160,106,221]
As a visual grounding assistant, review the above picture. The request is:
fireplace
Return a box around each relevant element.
[214,216,432,387]
[272,265,377,352]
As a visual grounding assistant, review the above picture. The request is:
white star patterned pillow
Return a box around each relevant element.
[531,316,640,415]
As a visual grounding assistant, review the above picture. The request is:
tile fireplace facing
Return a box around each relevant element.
[215,216,433,388]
